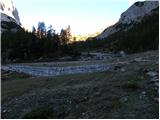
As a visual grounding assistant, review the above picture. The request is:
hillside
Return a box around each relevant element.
[95,1,159,39]
[72,5,159,53]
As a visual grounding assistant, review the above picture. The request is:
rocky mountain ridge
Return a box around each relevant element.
[95,1,159,39]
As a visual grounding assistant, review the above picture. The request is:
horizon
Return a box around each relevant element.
[13,0,143,36]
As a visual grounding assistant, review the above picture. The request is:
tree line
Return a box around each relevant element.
[2,22,79,63]
[2,7,159,63]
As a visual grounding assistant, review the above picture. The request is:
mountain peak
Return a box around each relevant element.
[120,1,159,24]
[0,0,21,25]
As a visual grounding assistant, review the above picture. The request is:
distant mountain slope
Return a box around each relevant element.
[0,0,21,32]
[74,4,159,53]
[95,1,159,39]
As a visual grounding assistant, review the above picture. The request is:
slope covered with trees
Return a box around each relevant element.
[70,7,159,53]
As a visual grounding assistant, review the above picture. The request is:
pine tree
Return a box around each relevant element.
[37,22,46,39]
[66,25,72,43]
[47,25,55,38]
[60,29,67,45]
[32,26,36,34]
[60,25,72,45]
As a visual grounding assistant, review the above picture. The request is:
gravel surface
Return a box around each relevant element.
[1,64,111,77]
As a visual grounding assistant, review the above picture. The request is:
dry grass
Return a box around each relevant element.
[1,50,159,119]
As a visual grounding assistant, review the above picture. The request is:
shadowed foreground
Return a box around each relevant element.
[1,51,159,119]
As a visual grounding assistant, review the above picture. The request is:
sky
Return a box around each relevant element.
[13,0,142,36]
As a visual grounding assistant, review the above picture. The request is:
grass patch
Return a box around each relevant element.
[1,70,30,81]
[1,72,106,102]
[121,81,140,91]
[22,105,54,119]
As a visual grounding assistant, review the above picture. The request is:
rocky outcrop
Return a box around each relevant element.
[0,0,21,32]
[119,1,159,24]
[1,13,21,32]
[95,1,159,39]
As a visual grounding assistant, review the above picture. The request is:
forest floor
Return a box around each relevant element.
[1,50,159,119]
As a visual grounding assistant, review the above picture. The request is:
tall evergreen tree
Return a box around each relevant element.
[60,25,72,45]
[32,26,36,34]
[47,25,55,38]
[37,22,46,39]
[66,25,72,43]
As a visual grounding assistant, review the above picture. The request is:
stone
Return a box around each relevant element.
[134,58,142,62]
[123,97,128,102]
[2,109,7,113]
[82,113,86,116]
[154,98,159,102]
[120,51,126,57]
[146,71,158,78]
[120,68,125,72]
[141,91,146,96]
[151,79,159,82]
[155,82,159,87]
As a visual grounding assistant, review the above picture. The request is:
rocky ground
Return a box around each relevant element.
[1,64,111,77]
[0,51,128,77]
[1,50,159,119]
